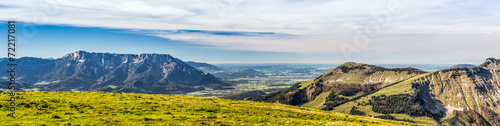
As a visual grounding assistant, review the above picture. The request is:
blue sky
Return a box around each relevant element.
[0,0,499,64]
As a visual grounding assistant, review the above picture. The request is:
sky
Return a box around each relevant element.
[0,0,499,64]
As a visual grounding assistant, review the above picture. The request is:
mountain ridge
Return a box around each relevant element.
[251,58,500,125]
[0,51,229,94]
[250,62,425,106]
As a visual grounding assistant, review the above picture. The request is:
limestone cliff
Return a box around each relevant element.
[412,58,500,125]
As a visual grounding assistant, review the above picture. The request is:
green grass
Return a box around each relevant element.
[364,72,433,96]
[333,72,438,125]
[301,91,331,109]
[0,91,421,125]
[298,66,420,90]
[299,79,315,89]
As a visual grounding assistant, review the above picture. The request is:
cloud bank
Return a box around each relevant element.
[1,0,499,59]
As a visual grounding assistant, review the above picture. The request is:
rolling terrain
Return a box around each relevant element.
[252,58,500,125]
[249,62,425,107]
[0,91,418,125]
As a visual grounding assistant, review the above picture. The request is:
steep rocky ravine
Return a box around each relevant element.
[412,58,500,125]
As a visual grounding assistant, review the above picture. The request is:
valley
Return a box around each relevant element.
[2,51,489,125]
[3,1,495,125]
[186,64,335,97]
[185,63,451,98]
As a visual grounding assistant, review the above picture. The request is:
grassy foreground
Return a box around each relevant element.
[0,91,419,125]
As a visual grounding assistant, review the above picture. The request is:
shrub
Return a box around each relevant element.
[374,115,395,120]
[370,94,426,116]
[349,106,365,115]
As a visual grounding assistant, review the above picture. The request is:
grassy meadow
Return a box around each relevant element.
[0,91,421,125]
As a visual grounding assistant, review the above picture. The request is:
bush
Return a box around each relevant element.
[374,115,395,120]
[349,106,365,115]
[374,115,414,123]
[370,94,426,116]
[322,83,381,110]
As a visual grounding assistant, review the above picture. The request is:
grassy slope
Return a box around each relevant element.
[299,78,316,89]
[298,70,370,90]
[333,72,437,125]
[298,64,421,90]
[0,92,421,125]
[300,91,331,109]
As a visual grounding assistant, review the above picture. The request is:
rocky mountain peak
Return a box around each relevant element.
[136,53,175,63]
[450,64,477,69]
[60,51,181,65]
[62,50,90,60]
[479,57,500,70]
[2,51,228,94]
[486,57,497,63]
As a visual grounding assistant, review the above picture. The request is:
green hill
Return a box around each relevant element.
[0,91,418,125]
[332,72,438,125]
[252,58,500,125]
[332,61,500,125]
[250,62,425,107]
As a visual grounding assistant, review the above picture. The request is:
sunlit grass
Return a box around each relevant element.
[0,91,420,125]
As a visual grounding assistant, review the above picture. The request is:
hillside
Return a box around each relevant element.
[0,51,228,94]
[250,62,425,107]
[0,92,418,125]
[333,58,500,125]
[252,58,500,125]
[220,90,267,100]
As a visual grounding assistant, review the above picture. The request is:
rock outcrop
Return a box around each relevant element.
[412,58,500,125]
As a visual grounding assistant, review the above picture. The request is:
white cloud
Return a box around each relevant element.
[0,0,499,58]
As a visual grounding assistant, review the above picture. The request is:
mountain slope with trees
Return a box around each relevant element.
[252,58,500,125]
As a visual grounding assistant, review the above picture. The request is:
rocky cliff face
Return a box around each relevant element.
[0,51,228,94]
[412,58,500,125]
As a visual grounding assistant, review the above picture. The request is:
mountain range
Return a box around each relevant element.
[251,58,500,125]
[0,51,229,94]
[3,50,499,125]
[185,61,223,73]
